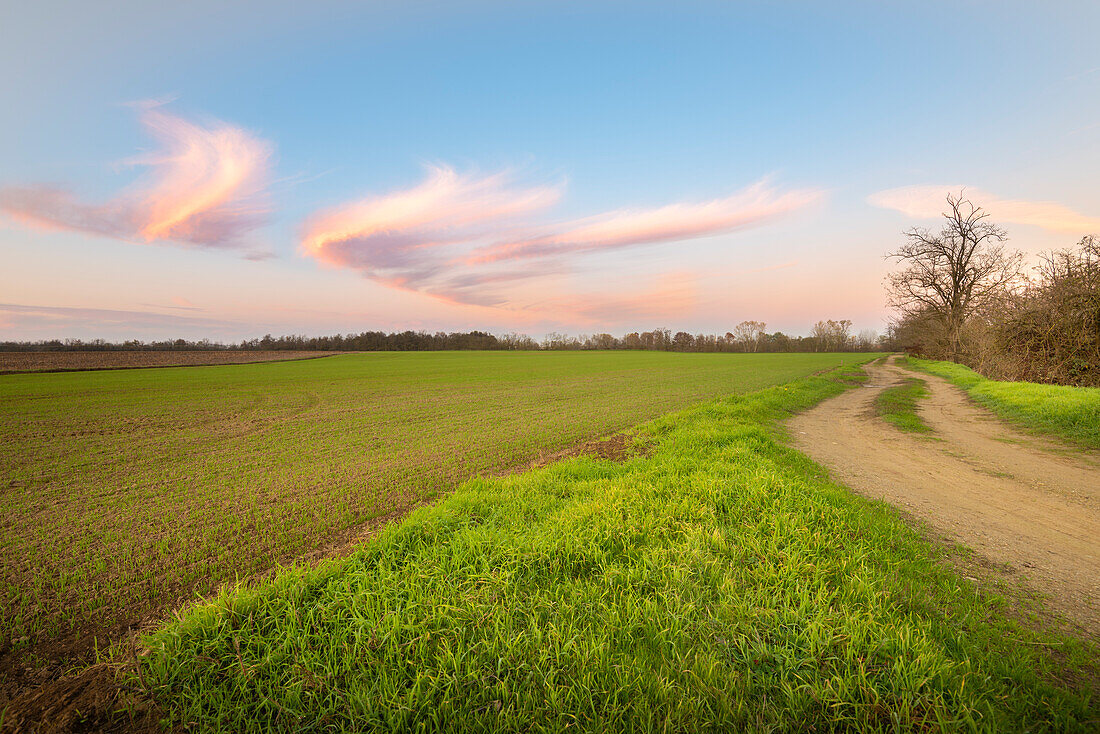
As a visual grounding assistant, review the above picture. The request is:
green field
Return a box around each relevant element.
[906,358,1100,448]
[0,351,871,648]
[143,363,1099,732]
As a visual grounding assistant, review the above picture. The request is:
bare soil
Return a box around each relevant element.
[789,355,1100,636]
[0,350,337,373]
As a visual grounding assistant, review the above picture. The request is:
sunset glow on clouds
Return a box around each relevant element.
[301,166,562,306]
[0,104,272,254]
[868,185,1100,234]
[3,2,1099,341]
[0,302,238,335]
[302,167,822,309]
[469,181,821,265]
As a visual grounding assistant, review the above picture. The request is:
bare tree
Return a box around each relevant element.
[810,319,852,351]
[731,320,767,352]
[672,331,695,351]
[886,192,1023,361]
[855,328,879,351]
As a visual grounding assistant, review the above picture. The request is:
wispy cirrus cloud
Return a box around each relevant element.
[0,103,272,254]
[302,165,822,309]
[868,185,1100,234]
[0,302,238,335]
[139,296,201,312]
[302,165,562,306]
[469,181,819,265]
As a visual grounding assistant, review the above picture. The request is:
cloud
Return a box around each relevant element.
[138,296,201,311]
[302,165,562,306]
[0,104,272,253]
[0,302,238,336]
[302,166,821,309]
[469,181,821,264]
[868,185,1100,234]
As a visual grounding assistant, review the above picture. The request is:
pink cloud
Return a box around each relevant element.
[302,167,821,310]
[0,302,238,335]
[868,185,1100,234]
[301,165,562,306]
[302,166,560,260]
[469,181,822,264]
[0,104,272,253]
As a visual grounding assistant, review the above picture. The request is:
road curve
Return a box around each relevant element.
[788,356,1100,636]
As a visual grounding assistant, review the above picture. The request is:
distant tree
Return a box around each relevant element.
[499,332,538,350]
[2,324,880,356]
[731,320,767,352]
[854,328,880,352]
[672,331,695,351]
[588,333,619,350]
[543,332,570,350]
[764,331,792,352]
[886,192,1023,361]
[811,319,853,352]
[638,329,672,350]
[695,333,718,352]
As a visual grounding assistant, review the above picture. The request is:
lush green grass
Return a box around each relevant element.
[907,358,1100,449]
[0,351,872,645]
[875,378,933,434]
[142,365,1099,732]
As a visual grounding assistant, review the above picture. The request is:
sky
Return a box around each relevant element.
[2,0,1099,342]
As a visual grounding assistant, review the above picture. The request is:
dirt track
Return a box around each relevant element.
[789,356,1100,635]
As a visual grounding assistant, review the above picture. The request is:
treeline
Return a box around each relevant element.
[886,192,1099,386]
[1,320,885,354]
[991,236,1100,384]
[892,235,1099,385]
[539,321,882,352]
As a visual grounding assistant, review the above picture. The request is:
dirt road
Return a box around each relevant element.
[789,356,1100,635]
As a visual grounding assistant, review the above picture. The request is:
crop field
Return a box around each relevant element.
[0,350,336,374]
[0,351,871,660]
[142,364,1100,731]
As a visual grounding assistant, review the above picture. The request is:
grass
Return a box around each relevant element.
[141,363,1100,732]
[0,351,873,647]
[906,358,1100,449]
[875,378,933,434]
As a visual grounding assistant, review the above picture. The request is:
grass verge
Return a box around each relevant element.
[140,366,1099,732]
[906,358,1100,449]
[875,378,933,434]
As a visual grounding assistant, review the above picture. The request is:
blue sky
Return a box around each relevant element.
[2,1,1098,341]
